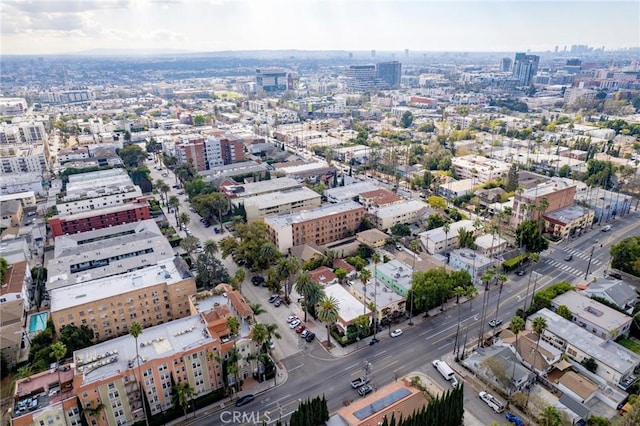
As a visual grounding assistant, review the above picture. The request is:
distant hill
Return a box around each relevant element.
[66,48,195,56]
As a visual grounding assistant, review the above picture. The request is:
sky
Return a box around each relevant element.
[1,0,638,55]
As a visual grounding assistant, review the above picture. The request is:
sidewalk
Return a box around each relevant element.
[168,360,289,426]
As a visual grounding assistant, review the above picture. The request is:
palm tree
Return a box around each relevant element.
[16,365,33,379]
[259,242,280,267]
[522,253,540,314]
[130,321,149,426]
[264,323,281,352]
[249,303,266,318]
[537,196,549,230]
[452,286,466,357]
[358,268,371,316]
[50,342,70,426]
[250,323,268,374]
[231,269,246,291]
[492,274,508,339]
[171,382,195,419]
[178,212,190,230]
[526,316,548,411]
[442,222,451,252]
[538,406,563,426]
[160,183,171,207]
[508,316,525,407]
[226,316,240,339]
[210,192,229,233]
[155,179,166,203]
[203,239,218,256]
[317,296,340,349]
[371,252,381,336]
[294,271,315,322]
[277,257,300,303]
[168,195,180,221]
[477,268,495,347]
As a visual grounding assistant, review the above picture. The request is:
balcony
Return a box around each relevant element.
[619,374,637,390]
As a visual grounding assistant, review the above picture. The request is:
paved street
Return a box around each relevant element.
[149,161,640,425]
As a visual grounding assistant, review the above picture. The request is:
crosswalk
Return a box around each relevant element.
[542,247,602,276]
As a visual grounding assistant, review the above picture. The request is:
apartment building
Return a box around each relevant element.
[375,260,413,297]
[256,68,289,92]
[0,97,28,116]
[265,201,365,252]
[57,169,143,215]
[0,143,48,174]
[0,172,44,195]
[369,200,428,231]
[175,134,206,170]
[551,291,632,340]
[358,188,403,211]
[73,315,222,426]
[542,205,595,239]
[0,120,47,144]
[419,220,478,254]
[347,274,405,324]
[174,135,245,172]
[240,187,321,222]
[0,260,31,367]
[451,155,510,184]
[50,257,196,340]
[325,181,380,203]
[438,178,475,201]
[323,284,371,333]
[511,178,576,227]
[220,177,302,199]
[47,220,174,291]
[48,197,152,238]
[530,309,640,390]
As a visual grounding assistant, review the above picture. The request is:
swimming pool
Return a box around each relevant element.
[28,312,48,334]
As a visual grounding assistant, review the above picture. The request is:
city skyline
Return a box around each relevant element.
[1,0,638,56]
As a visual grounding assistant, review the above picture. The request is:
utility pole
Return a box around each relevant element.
[584,243,601,279]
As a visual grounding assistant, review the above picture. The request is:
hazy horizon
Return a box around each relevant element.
[2,1,638,56]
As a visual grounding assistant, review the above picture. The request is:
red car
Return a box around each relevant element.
[295,324,306,333]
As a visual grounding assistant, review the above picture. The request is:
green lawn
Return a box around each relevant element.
[617,336,640,354]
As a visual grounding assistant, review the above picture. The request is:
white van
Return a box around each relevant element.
[432,359,459,386]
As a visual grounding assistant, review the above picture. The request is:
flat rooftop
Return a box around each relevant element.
[349,273,404,307]
[372,200,427,218]
[552,291,632,331]
[48,220,173,289]
[50,257,192,312]
[73,314,214,385]
[532,309,640,375]
[264,201,363,228]
[324,284,370,323]
[53,199,149,221]
[222,177,301,198]
[376,260,413,291]
[325,181,380,202]
[419,219,475,244]
[241,187,320,209]
[520,178,576,199]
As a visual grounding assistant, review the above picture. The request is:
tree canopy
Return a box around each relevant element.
[515,219,549,253]
[117,144,147,168]
[610,236,640,277]
[411,268,473,312]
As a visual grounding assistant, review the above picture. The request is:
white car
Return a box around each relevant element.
[289,319,301,329]
[390,329,403,338]
[287,315,299,323]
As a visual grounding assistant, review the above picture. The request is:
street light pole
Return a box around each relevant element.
[584,244,600,280]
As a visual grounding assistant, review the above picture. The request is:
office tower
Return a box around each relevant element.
[255,68,288,92]
[500,57,512,72]
[376,61,402,88]
[345,65,377,91]
[512,52,539,85]
[371,49,376,58]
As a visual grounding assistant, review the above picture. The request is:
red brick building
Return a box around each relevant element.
[48,198,151,238]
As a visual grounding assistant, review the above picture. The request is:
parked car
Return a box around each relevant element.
[274,299,282,307]
[305,332,315,342]
[357,384,373,397]
[252,276,265,286]
[351,377,370,389]
[300,329,310,338]
[516,270,526,276]
[479,391,505,413]
[602,225,612,232]
[390,329,403,338]
[268,340,275,349]
[287,315,299,323]
[505,413,524,426]
[268,294,279,303]
[489,319,503,328]
[295,324,306,333]
[609,272,622,280]
[235,394,255,407]
[289,319,301,329]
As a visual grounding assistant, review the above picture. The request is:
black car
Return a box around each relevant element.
[305,332,315,342]
[268,294,280,303]
[516,270,526,277]
[235,394,255,407]
[252,276,265,286]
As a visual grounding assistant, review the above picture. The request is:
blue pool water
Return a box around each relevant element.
[28,312,48,333]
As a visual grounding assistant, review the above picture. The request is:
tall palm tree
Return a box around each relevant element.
[442,222,451,252]
[526,316,548,410]
[452,286,466,357]
[259,242,280,268]
[408,240,420,326]
[203,239,218,256]
[522,253,540,314]
[538,406,562,426]
[210,192,229,233]
[226,316,240,339]
[232,269,246,291]
[508,316,525,407]
[249,303,266,318]
[317,296,340,349]
[371,252,381,336]
[178,212,190,230]
[358,268,371,316]
[160,183,171,207]
[168,195,180,221]
[130,321,149,426]
[277,257,300,303]
[294,271,315,322]
[477,268,495,347]
[250,323,268,374]
[492,274,508,339]
[263,323,281,353]
[50,342,70,426]
[171,382,195,419]
[155,179,166,203]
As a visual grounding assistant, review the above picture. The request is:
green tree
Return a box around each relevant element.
[581,357,598,373]
[277,256,301,303]
[400,111,414,128]
[538,405,564,426]
[0,257,8,284]
[231,268,246,291]
[505,163,519,192]
[508,316,525,406]
[59,324,94,355]
[610,236,640,277]
[250,322,268,374]
[426,213,448,230]
[390,223,411,236]
[427,195,447,209]
[168,195,181,222]
[317,296,340,348]
[130,322,150,426]
[526,316,548,412]
[118,144,146,168]
[556,305,572,320]
[83,402,106,424]
[178,212,190,230]
[50,342,70,426]
[249,303,266,317]
[193,114,206,126]
[334,268,347,284]
[180,235,199,256]
[171,382,195,419]
[516,219,549,253]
